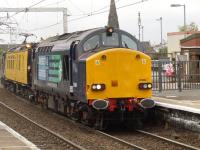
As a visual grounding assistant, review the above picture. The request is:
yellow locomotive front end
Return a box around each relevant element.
[86,48,154,112]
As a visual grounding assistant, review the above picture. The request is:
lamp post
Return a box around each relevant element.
[156,17,163,45]
[171,4,186,29]
[141,26,144,41]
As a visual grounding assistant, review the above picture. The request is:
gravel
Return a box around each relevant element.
[0,105,77,150]
[0,86,199,150]
[109,130,189,150]
[144,123,200,149]
[0,87,134,150]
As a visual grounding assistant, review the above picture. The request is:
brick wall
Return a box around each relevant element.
[181,38,200,47]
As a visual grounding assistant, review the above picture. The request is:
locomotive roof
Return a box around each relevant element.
[37,27,103,51]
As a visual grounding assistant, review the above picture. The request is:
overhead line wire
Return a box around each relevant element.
[29,0,147,32]
[9,0,48,18]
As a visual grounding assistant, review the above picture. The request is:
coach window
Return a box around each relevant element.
[9,59,10,69]
[83,35,100,52]
[121,34,137,50]
[7,59,8,69]
[22,56,24,69]
[102,32,119,46]
[11,57,13,70]
[19,55,21,70]
[7,58,8,69]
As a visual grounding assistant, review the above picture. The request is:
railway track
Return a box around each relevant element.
[106,128,200,150]
[135,129,200,150]
[0,102,86,150]
[0,88,146,150]
[0,88,200,150]
[97,131,146,150]
[0,100,147,150]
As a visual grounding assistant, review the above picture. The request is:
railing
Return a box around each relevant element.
[152,60,200,92]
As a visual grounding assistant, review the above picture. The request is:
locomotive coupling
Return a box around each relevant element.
[92,100,109,110]
[139,99,155,109]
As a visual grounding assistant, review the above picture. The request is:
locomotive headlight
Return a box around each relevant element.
[92,84,105,91]
[96,84,101,90]
[143,84,148,89]
[139,83,152,90]
[26,44,32,48]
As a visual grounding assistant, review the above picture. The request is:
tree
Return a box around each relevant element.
[179,22,198,32]
[158,46,168,58]
[152,46,168,60]
[0,48,2,55]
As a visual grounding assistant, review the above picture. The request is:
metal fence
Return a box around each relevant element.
[152,60,200,92]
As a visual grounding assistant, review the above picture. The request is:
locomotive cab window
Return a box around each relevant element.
[83,35,100,52]
[121,34,138,50]
[102,32,119,46]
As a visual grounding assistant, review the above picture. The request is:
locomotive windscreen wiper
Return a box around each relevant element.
[123,41,129,48]
[88,43,100,53]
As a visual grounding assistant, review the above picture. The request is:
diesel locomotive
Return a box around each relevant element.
[1,27,155,129]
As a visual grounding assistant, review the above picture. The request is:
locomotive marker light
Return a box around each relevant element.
[91,84,106,91]
[106,27,114,36]
[138,83,152,89]
[92,85,97,90]
[148,84,152,88]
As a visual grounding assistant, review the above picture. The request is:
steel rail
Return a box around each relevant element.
[97,130,147,150]
[136,129,200,150]
[0,101,86,150]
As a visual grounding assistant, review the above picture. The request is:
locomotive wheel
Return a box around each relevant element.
[66,105,71,117]
[95,113,107,130]
[80,106,94,126]
[41,98,48,109]
[68,103,79,121]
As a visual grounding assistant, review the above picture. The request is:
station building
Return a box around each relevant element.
[180,33,200,82]
[180,33,200,61]
[167,31,200,60]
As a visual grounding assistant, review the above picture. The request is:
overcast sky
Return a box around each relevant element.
[0,0,199,45]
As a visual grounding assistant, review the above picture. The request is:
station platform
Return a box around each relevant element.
[0,121,39,150]
[153,89,200,114]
